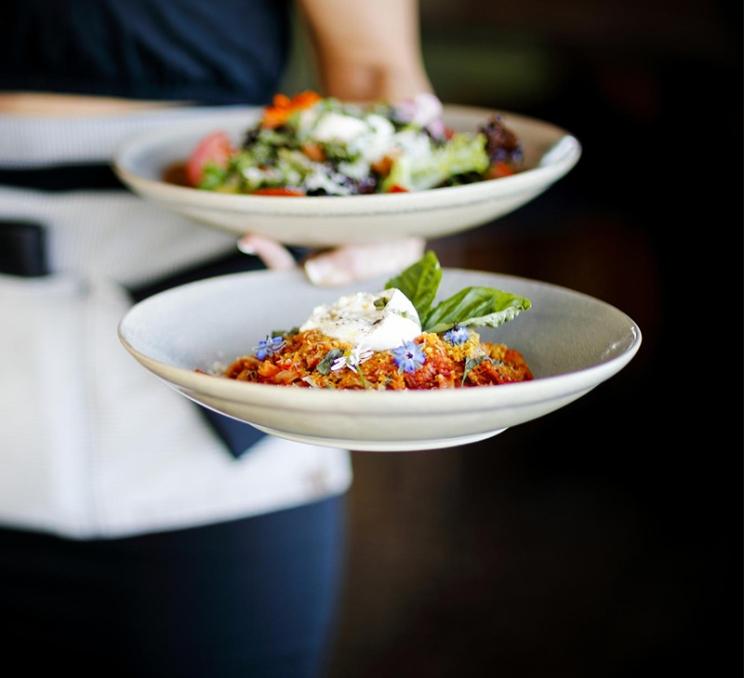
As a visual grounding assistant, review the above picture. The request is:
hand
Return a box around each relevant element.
[299,0,432,102]
[304,238,425,286]
[237,234,425,286]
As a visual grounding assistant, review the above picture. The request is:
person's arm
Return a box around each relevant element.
[298,0,432,101]
[241,0,430,281]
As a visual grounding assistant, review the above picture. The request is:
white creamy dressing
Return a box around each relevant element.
[304,169,353,196]
[300,288,421,351]
[390,129,433,163]
[336,158,369,180]
[348,114,396,163]
[296,105,436,193]
[306,109,435,161]
[241,164,290,187]
[311,112,369,144]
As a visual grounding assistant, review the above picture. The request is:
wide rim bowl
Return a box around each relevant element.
[113,105,581,245]
[118,268,640,450]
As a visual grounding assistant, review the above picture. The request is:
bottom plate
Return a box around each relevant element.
[250,424,506,452]
[119,268,641,452]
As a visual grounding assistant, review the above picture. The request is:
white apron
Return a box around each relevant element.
[0,108,351,539]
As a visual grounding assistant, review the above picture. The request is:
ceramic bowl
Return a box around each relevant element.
[118,268,640,451]
[113,105,581,247]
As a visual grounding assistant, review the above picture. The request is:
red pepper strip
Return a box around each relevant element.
[251,187,305,196]
[488,162,515,179]
[262,91,321,129]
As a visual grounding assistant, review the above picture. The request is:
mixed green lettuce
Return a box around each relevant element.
[381,133,490,193]
[192,93,518,195]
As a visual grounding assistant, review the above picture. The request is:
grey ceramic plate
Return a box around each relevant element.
[114,105,581,247]
[118,268,641,451]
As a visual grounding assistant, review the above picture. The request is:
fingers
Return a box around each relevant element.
[304,238,425,287]
[237,234,296,271]
[237,234,427,286]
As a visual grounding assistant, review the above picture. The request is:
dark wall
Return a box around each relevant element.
[326,2,741,676]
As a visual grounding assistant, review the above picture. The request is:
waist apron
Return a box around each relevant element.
[0,108,348,677]
[0,108,351,538]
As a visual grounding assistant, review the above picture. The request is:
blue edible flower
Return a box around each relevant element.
[443,325,470,346]
[256,335,285,360]
[391,341,426,373]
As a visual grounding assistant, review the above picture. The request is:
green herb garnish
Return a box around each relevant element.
[199,163,228,191]
[462,355,489,385]
[384,250,442,321]
[271,327,300,339]
[424,286,531,334]
[386,251,532,333]
[316,348,344,375]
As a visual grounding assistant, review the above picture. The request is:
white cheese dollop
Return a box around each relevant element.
[391,129,434,163]
[311,112,369,144]
[300,288,421,351]
[349,114,396,163]
[304,169,354,196]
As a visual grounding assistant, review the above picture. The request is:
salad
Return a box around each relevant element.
[222,252,533,390]
[184,92,523,196]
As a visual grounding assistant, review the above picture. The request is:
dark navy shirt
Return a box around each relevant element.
[0,0,290,104]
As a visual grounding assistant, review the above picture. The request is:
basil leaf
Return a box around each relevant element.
[385,250,442,321]
[424,286,532,334]
[316,348,344,375]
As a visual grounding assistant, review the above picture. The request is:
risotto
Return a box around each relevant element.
[224,328,532,390]
[220,251,533,391]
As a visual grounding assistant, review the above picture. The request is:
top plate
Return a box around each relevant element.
[113,105,581,247]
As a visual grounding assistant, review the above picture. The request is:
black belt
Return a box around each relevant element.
[0,164,123,191]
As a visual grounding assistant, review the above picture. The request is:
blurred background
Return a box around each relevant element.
[286,1,742,676]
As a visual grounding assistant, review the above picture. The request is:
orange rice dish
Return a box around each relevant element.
[224,329,532,390]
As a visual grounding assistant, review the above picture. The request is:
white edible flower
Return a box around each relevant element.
[331,345,374,373]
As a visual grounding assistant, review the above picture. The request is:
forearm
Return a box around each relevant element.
[298,0,431,101]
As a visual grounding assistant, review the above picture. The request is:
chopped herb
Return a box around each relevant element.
[462,355,489,385]
[271,326,299,338]
[373,297,388,310]
[317,348,344,375]
[357,368,372,389]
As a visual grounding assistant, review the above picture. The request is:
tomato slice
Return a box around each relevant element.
[185,131,234,187]
[386,184,409,193]
[251,187,305,196]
